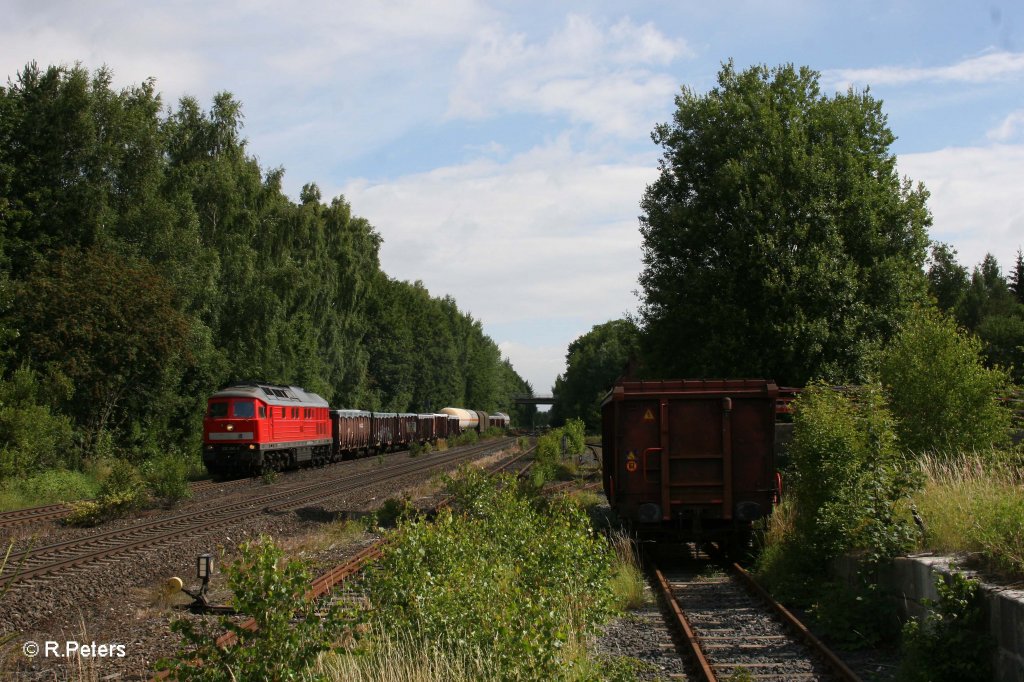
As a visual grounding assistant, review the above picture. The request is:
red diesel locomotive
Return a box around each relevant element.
[202,383,332,476]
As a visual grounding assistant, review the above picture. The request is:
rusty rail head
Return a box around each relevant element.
[729,562,863,682]
[651,564,717,682]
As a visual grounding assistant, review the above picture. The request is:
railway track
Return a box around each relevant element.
[652,551,861,682]
[0,477,247,530]
[0,438,514,589]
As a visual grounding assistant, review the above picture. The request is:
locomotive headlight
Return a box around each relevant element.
[226,424,234,432]
[249,444,255,450]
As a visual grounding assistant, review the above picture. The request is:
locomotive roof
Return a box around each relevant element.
[210,383,329,407]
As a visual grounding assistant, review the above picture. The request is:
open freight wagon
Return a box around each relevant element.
[601,379,778,549]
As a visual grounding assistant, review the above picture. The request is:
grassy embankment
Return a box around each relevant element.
[912,451,1024,578]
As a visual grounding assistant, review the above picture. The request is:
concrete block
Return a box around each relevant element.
[848,554,1023,682]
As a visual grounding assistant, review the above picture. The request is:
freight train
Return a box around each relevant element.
[202,382,511,477]
[601,379,779,553]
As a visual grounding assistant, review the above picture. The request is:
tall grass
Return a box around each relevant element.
[316,628,489,682]
[913,451,1024,577]
[607,530,646,610]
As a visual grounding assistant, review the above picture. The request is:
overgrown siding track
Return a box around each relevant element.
[0,478,239,530]
[652,551,861,682]
[193,443,538,654]
[0,438,514,589]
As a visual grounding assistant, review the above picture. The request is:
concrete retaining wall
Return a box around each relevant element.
[836,555,1024,682]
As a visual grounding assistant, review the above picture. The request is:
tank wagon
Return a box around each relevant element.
[203,382,512,476]
[601,379,778,550]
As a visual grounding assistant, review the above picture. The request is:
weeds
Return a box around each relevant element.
[0,468,100,511]
[900,572,994,682]
[360,468,614,680]
[158,536,354,681]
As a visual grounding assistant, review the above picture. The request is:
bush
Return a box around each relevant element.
[532,429,563,483]
[65,459,146,526]
[453,430,478,446]
[877,307,1012,455]
[361,468,614,680]
[806,580,902,649]
[562,418,586,457]
[0,366,76,479]
[141,451,193,505]
[158,536,353,681]
[372,496,415,529]
[786,384,917,567]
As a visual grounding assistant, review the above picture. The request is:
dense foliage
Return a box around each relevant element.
[532,417,587,484]
[876,307,1012,454]
[359,468,614,680]
[926,244,1024,383]
[786,385,917,566]
[550,319,638,429]
[638,62,930,385]
[0,62,532,484]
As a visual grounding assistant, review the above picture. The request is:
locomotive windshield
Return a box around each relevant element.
[208,402,228,418]
[233,401,256,418]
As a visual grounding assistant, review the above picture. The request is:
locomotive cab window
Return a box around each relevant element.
[208,402,228,418]
[259,406,266,418]
[233,401,255,418]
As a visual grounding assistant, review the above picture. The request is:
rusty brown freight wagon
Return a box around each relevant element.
[601,379,778,550]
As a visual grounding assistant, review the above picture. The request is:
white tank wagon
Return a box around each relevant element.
[440,407,479,431]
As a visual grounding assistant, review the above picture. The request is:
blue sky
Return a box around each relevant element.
[3,1,1022,397]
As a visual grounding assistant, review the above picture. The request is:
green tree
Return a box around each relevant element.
[927,242,969,314]
[0,59,535,484]
[12,247,192,458]
[957,254,1016,330]
[1008,249,1024,305]
[550,319,638,430]
[876,307,1012,454]
[0,366,75,478]
[638,62,930,385]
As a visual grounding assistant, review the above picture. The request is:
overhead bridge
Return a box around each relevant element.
[512,395,555,405]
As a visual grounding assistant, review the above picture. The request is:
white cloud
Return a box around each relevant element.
[988,110,1024,142]
[0,6,208,100]
[447,14,690,136]
[898,144,1024,270]
[827,50,1024,90]
[340,139,653,391]
[497,340,567,398]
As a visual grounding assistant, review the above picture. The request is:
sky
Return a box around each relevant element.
[3,1,1023,398]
